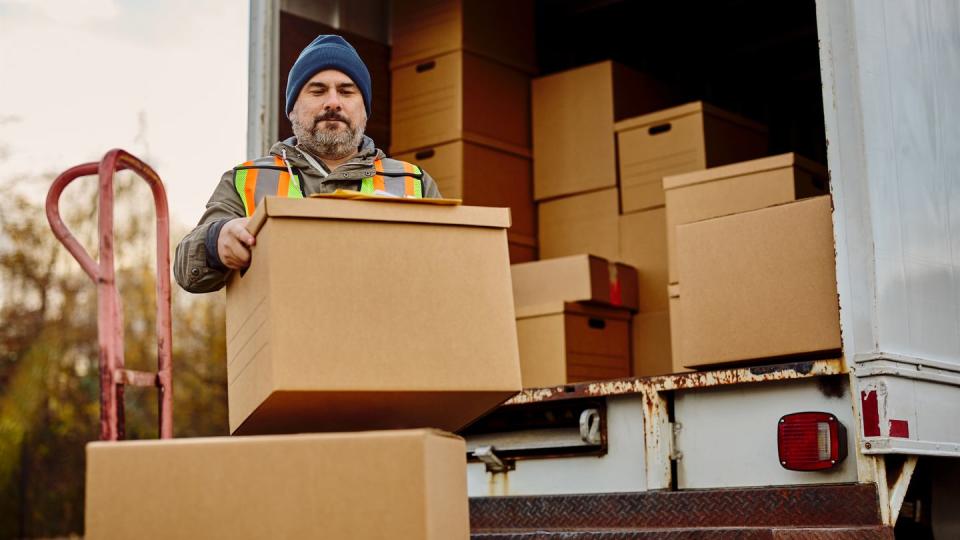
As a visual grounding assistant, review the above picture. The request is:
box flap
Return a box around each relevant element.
[662,153,825,190]
[246,196,512,236]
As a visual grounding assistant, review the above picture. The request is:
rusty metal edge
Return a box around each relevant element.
[505,358,846,406]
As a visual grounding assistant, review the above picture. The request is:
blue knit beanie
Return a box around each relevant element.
[285,35,372,117]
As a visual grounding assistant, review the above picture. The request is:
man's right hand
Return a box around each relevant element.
[217,217,256,269]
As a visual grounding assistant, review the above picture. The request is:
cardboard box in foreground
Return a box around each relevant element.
[511,254,639,312]
[516,302,631,387]
[675,196,841,368]
[226,197,521,435]
[86,429,468,540]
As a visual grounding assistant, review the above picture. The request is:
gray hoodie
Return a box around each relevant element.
[173,135,442,293]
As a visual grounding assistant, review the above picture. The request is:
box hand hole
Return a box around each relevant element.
[648,123,672,135]
[588,318,606,330]
[415,60,436,73]
[415,149,435,160]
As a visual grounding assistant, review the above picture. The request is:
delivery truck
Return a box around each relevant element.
[242,0,960,537]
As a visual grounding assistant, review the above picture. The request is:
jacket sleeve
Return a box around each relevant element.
[420,169,443,199]
[173,170,247,293]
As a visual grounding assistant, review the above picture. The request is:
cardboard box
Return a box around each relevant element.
[663,153,827,283]
[618,207,668,312]
[666,287,690,375]
[615,101,769,213]
[391,50,530,155]
[86,429,468,539]
[511,254,639,312]
[394,139,534,240]
[632,310,673,377]
[516,302,631,387]
[538,188,620,262]
[675,196,841,368]
[391,0,535,73]
[533,61,673,200]
[226,197,521,435]
[508,238,537,264]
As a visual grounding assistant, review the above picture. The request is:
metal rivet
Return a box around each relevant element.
[190,268,200,276]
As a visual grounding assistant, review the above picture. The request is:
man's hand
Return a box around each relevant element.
[217,217,256,270]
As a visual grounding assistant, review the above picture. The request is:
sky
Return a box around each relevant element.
[0,0,249,227]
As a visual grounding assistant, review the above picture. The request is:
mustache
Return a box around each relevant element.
[313,111,350,126]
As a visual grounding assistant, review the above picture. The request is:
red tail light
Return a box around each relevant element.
[777,412,847,471]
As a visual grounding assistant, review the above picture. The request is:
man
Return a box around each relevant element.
[174,34,442,293]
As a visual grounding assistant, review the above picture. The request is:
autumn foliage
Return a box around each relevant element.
[0,167,229,538]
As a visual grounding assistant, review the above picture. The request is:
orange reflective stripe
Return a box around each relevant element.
[242,160,254,166]
[374,160,384,174]
[273,155,284,167]
[244,168,259,216]
[373,175,385,192]
[278,170,290,197]
[402,161,417,175]
[404,177,415,197]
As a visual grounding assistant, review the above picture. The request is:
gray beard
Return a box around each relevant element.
[291,114,366,161]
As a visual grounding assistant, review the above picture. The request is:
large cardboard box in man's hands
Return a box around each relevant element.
[226,197,522,435]
[86,429,469,539]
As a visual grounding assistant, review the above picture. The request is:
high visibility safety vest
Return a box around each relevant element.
[233,156,423,217]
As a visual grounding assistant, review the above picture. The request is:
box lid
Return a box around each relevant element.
[614,101,767,134]
[248,196,512,235]
[662,153,827,190]
[88,428,463,452]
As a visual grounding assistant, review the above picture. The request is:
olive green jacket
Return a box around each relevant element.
[174,135,442,293]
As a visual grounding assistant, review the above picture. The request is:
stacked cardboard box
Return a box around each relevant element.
[530,58,778,378]
[510,255,638,386]
[673,196,841,369]
[615,102,770,377]
[533,61,672,261]
[663,154,832,371]
[87,197,524,537]
[390,0,537,262]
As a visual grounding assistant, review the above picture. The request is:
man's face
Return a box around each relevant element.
[289,69,367,160]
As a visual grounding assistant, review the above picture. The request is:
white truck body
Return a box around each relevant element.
[248,0,960,532]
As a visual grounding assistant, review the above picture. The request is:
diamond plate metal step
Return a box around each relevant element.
[471,527,894,540]
[470,485,884,533]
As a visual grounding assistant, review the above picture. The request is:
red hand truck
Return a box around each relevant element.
[45,149,173,440]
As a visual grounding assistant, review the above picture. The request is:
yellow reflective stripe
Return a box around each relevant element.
[234,169,250,214]
[288,175,303,197]
[360,177,375,194]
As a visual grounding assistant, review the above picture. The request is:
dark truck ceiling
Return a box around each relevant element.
[277,0,826,166]
[536,0,826,165]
